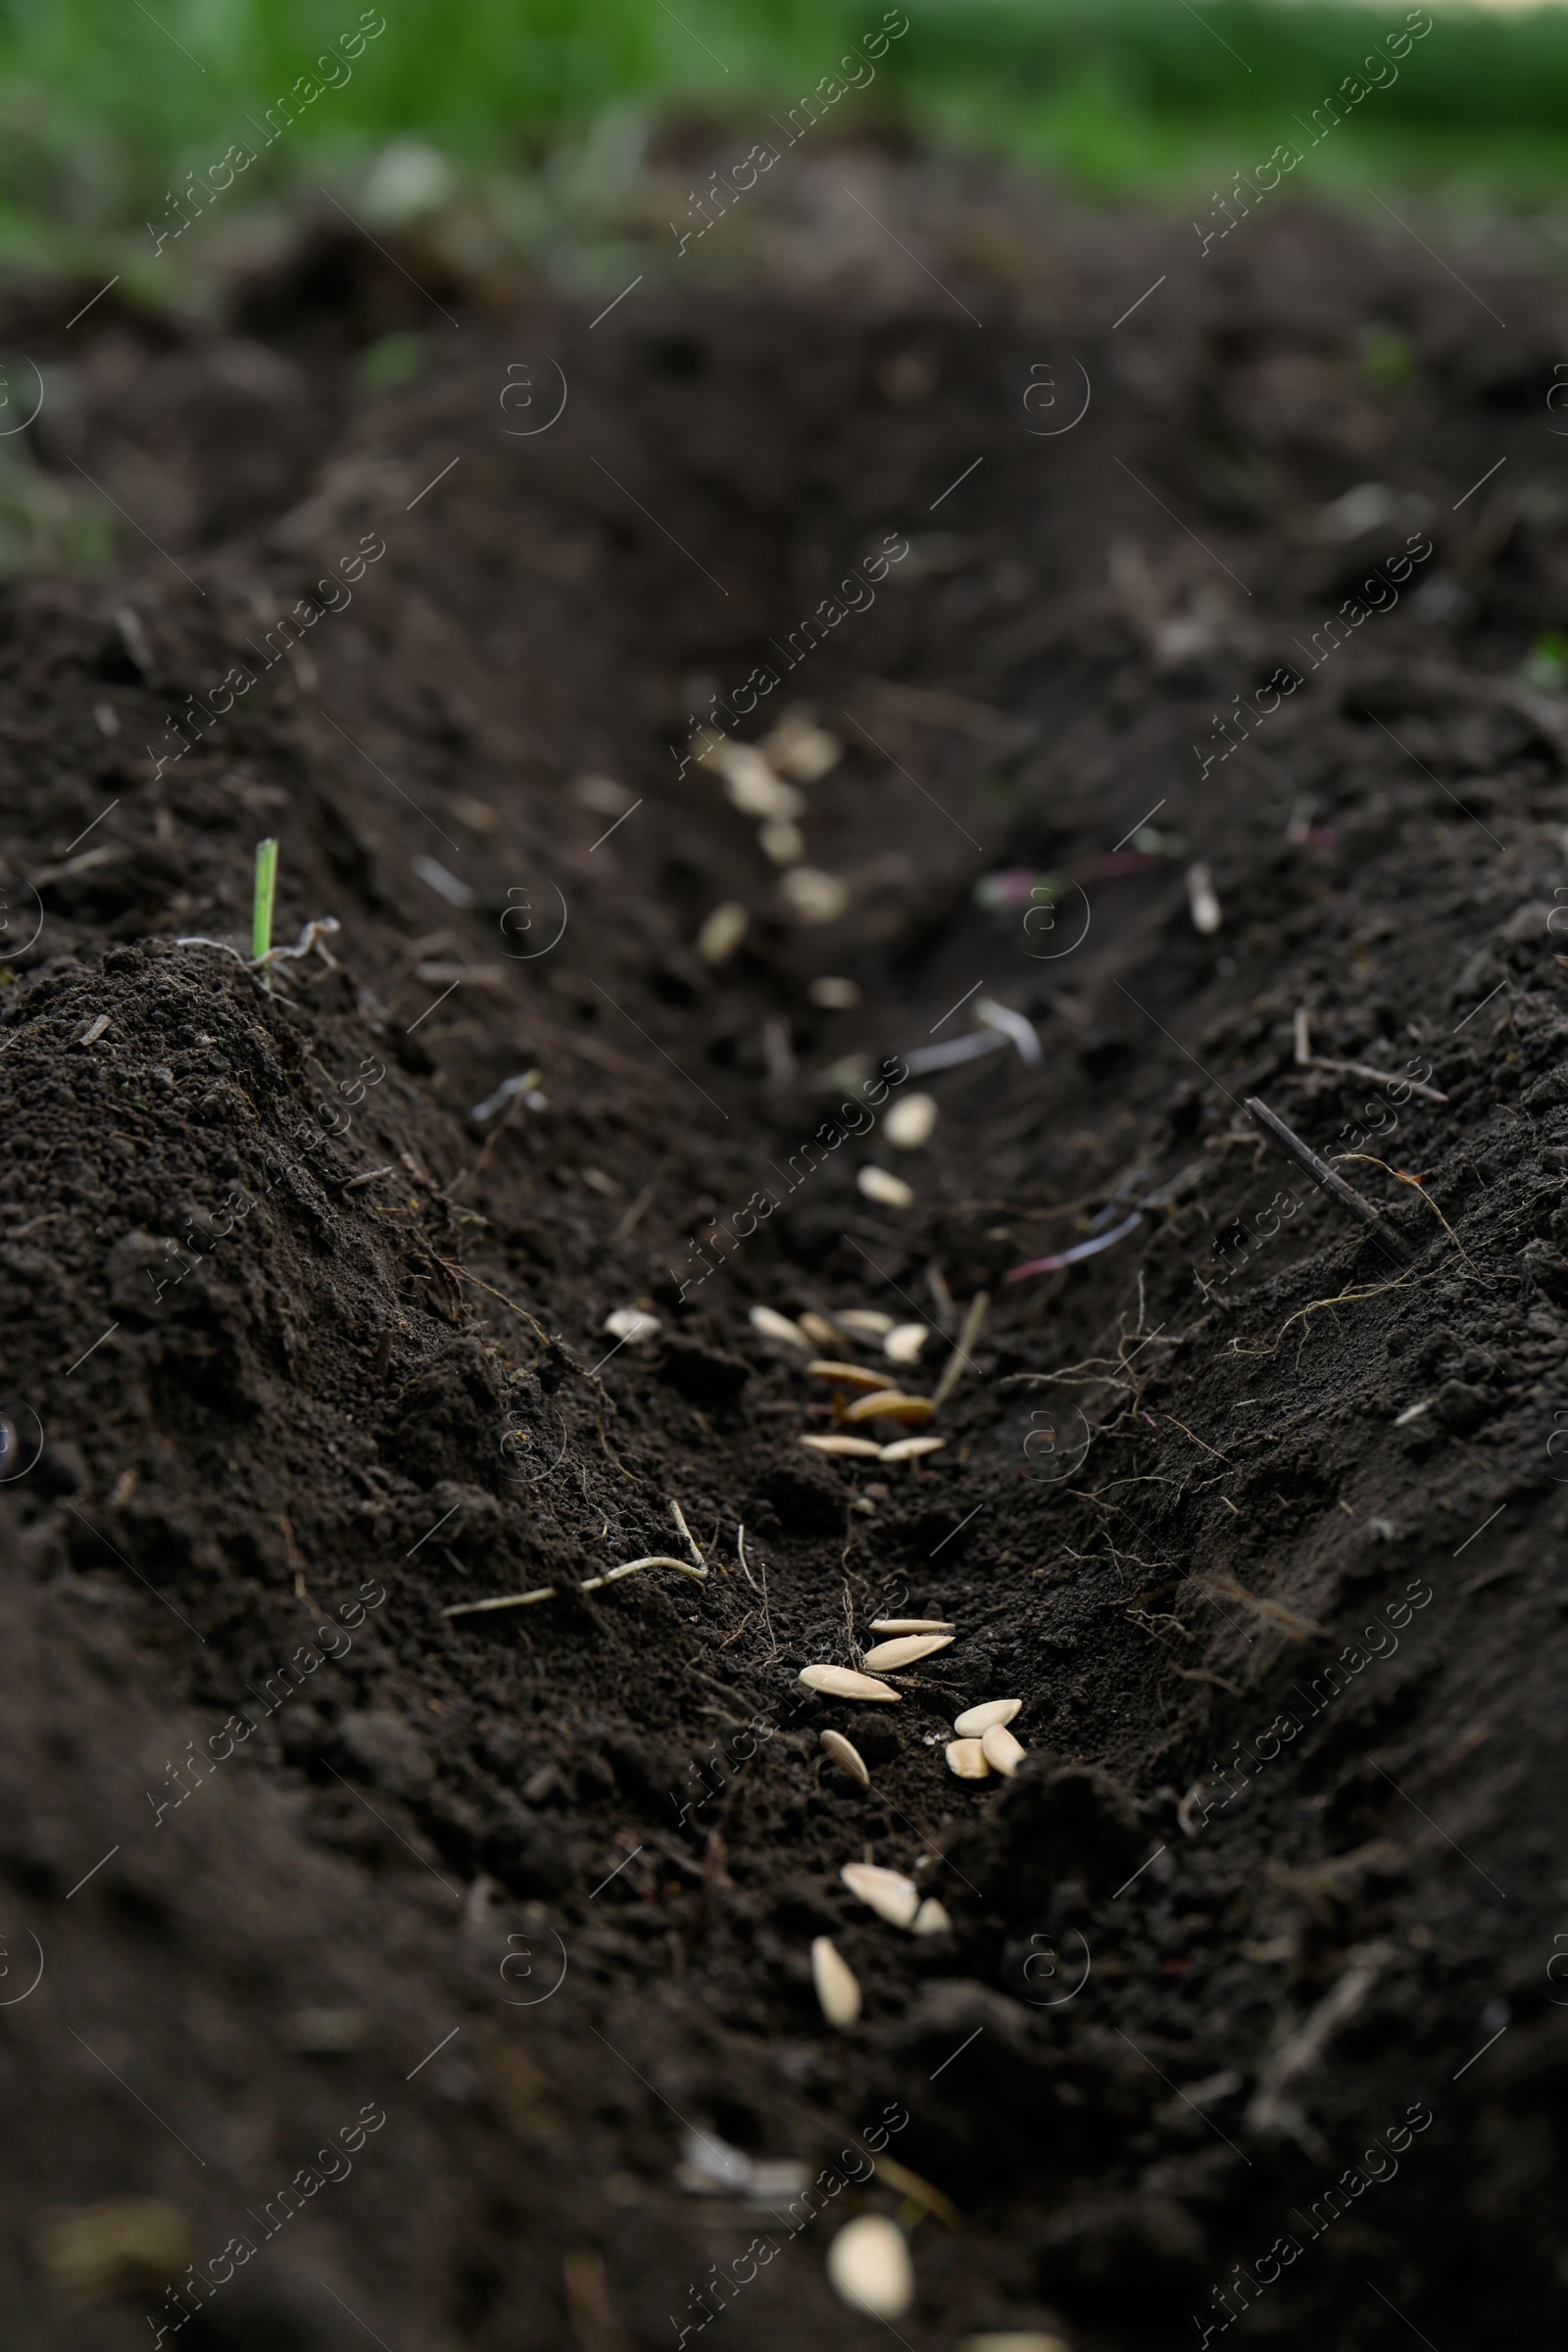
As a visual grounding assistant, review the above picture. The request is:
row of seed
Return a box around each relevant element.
[750,1293,987,1465]
[798,1613,1026,2030]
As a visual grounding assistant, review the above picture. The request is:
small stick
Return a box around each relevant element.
[611,1179,658,1245]
[931,1290,989,1413]
[670,1498,705,1569]
[580,1553,707,1592]
[1245,1097,1410,1261]
[1294,1008,1448,1105]
[442,1553,707,1619]
[442,1586,558,1618]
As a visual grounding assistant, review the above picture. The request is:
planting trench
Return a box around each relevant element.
[1,164,1568,2351]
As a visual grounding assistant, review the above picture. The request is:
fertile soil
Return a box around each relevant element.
[3,142,1567,2352]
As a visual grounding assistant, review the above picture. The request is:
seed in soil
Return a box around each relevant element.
[801,1434,883,1458]
[841,1862,919,1927]
[843,1392,935,1425]
[1187,859,1222,933]
[810,1936,861,2028]
[947,1738,991,1779]
[696,902,749,963]
[858,1166,914,1208]
[750,1304,809,1348]
[604,1307,660,1345]
[826,2215,914,2319]
[799,1665,900,1702]
[879,1436,946,1461]
[959,2337,1073,2352]
[779,866,850,923]
[911,1897,952,1936]
[955,1698,1021,1736]
[862,1633,955,1670]
[981,1723,1025,1776]
[799,1312,844,1348]
[836,1309,895,1339]
[819,1730,870,1788]
[870,1619,955,1634]
[884,1092,938,1149]
[884,1323,929,1364]
[808,975,859,1008]
[809,1359,896,1391]
[762,712,842,781]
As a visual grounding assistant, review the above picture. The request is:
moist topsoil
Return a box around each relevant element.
[1,148,1566,2352]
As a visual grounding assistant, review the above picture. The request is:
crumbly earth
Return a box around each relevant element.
[2,144,1567,2352]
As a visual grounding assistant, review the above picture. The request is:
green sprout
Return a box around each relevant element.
[252,837,278,968]
[1522,631,1568,695]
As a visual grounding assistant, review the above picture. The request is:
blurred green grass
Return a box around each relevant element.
[2,0,1567,256]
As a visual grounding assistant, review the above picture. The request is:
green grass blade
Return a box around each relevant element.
[252,836,278,965]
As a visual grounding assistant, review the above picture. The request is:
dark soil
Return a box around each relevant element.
[3,147,1568,2352]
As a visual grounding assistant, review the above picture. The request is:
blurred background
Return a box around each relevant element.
[1,0,1563,576]
[5,0,1568,273]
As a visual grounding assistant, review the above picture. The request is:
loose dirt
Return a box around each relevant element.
[2,144,1566,2352]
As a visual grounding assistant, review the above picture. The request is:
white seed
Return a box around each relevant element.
[570,772,633,816]
[809,1358,895,1392]
[603,1307,660,1346]
[696,902,749,964]
[862,1633,955,1671]
[884,1091,938,1150]
[801,1434,883,1459]
[810,1936,862,2028]
[946,1738,991,1780]
[835,1308,895,1339]
[764,715,843,782]
[880,1436,947,1462]
[713,741,805,820]
[884,1322,930,1364]
[954,1698,1022,1738]
[981,1723,1026,1777]
[858,1166,914,1208]
[826,2215,914,2320]
[808,975,860,1009]
[912,1897,952,1936]
[819,1729,870,1788]
[799,1311,843,1349]
[799,1664,901,1702]
[750,1303,808,1349]
[841,1861,919,1927]
[1187,858,1222,934]
[760,819,806,865]
[780,866,851,924]
[843,1391,934,1425]
[871,1619,954,1634]
[959,2336,1073,2352]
